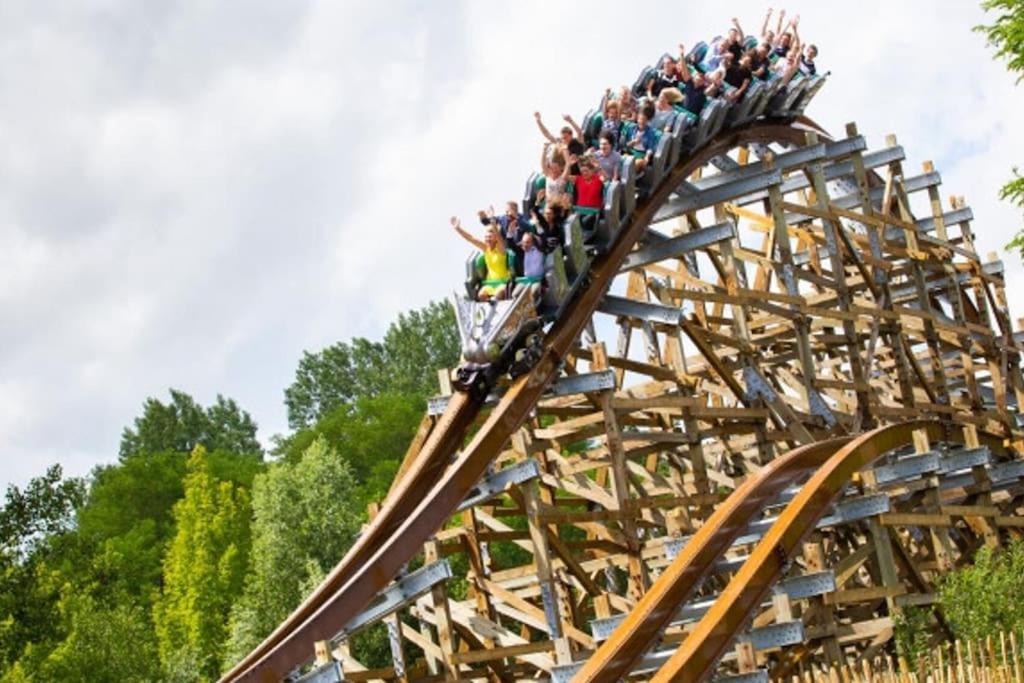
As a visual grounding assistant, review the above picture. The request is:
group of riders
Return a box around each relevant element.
[452,8,818,303]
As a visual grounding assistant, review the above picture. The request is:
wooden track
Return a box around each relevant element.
[221,103,1024,681]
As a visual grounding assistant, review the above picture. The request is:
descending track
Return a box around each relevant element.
[651,422,1005,682]
[223,34,1024,683]
[578,421,1013,683]
[571,436,854,682]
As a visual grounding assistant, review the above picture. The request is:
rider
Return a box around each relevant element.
[515,232,547,301]
[451,216,514,301]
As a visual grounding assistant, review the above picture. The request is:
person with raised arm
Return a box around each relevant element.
[678,51,713,117]
[534,112,585,174]
[773,14,799,59]
[774,9,787,43]
[478,203,533,276]
[772,43,804,86]
[451,216,513,301]
[726,17,745,61]
[539,150,573,210]
[761,7,776,47]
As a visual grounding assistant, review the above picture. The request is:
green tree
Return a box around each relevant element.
[223,437,362,669]
[0,467,84,674]
[938,540,1024,640]
[284,300,459,429]
[0,466,83,561]
[977,1,1024,255]
[275,392,422,502]
[14,593,161,683]
[153,446,252,679]
[120,390,263,460]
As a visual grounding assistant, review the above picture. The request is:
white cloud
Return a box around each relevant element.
[2,0,1023,490]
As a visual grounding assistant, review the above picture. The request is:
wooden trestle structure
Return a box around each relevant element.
[221,111,1024,682]
[276,122,1024,683]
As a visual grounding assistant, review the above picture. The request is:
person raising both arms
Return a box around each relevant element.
[534,112,585,175]
[451,216,514,301]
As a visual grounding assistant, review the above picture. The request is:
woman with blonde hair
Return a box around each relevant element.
[451,217,514,301]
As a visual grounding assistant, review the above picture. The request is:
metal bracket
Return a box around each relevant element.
[334,560,452,639]
[621,222,735,272]
[294,662,343,683]
[742,366,776,403]
[873,451,940,484]
[817,493,890,527]
[598,295,683,326]
[427,370,616,415]
[743,620,805,650]
[989,459,1024,485]
[937,447,990,475]
[550,662,584,683]
[716,671,770,683]
[773,571,836,600]
[458,459,541,511]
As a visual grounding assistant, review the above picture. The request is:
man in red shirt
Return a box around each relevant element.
[573,160,605,231]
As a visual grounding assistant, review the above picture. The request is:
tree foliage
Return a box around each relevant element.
[0,466,83,561]
[223,437,362,669]
[0,467,84,673]
[276,391,422,502]
[284,300,459,429]
[14,593,160,683]
[120,389,263,460]
[938,540,1024,640]
[977,0,1024,80]
[153,447,252,679]
[977,1,1024,254]
[3,296,458,679]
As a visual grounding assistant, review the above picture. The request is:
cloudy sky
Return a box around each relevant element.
[2,1,1023,490]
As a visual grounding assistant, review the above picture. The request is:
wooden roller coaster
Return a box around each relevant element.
[220,49,1024,683]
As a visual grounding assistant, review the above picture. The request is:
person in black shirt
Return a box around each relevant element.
[646,58,682,98]
[749,44,770,80]
[799,45,818,76]
[725,17,746,62]
[726,53,754,101]
[534,112,585,175]
[530,205,566,251]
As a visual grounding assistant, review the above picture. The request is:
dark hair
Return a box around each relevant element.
[641,104,656,120]
[600,132,616,145]
[560,126,573,136]
[808,44,818,53]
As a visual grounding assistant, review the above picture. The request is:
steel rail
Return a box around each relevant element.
[570,436,852,683]
[221,120,822,683]
[649,420,1009,683]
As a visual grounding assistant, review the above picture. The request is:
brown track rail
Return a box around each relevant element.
[571,436,853,683]
[649,420,1009,683]
[220,120,822,682]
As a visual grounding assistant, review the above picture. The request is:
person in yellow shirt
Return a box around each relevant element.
[451,216,514,301]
